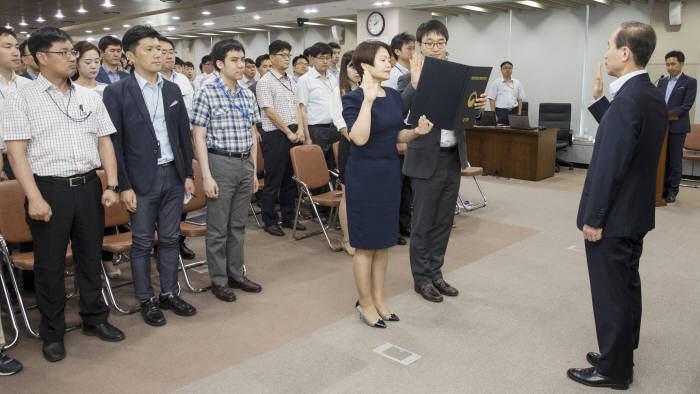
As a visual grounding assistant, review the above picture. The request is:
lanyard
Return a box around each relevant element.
[216,78,251,124]
[273,72,295,94]
[394,65,406,75]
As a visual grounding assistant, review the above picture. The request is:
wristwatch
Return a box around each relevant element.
[106,185,120,193]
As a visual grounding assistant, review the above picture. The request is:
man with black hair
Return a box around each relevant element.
[19,40,39,80]
[567,22,666,390]
[327,41,341,80]
[256,40,307,236]
[383,32,415,90]
[159,36,193,120]
[103,25,196,327]
[191,39,263,302]
[292,55,309,83]
[184,61,195,82]
[658,50,697,204]
[193,54,214,92]
[487,61,525,125]
[1,27,30,182]
[96,35,129,84]
[174,56,184,74]
[241,57,257,89]
[5,26,125,362]
[248,54,271,98]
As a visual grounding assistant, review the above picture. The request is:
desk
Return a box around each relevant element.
[466,126,558,181]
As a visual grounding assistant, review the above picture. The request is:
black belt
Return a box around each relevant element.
[309,123,335,129]
[208,148,251,159]
[265,124,298,133]
[160,161,174,167]
[440,146,458,152]
[35,169,97,187]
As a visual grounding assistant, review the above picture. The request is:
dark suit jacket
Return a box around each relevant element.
[20,70,36,80]
[577,73,667,238]
[103,75,194,195]
[96,67,130,85]
[397,72,468,179]
[657,73,697,134]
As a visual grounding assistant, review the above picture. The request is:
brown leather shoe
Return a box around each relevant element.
[211,284,236,302]
[228,276,262,293]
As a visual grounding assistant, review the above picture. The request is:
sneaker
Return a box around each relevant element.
[0,353,23,375]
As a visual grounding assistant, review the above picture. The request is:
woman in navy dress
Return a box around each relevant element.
[342,41,433,328]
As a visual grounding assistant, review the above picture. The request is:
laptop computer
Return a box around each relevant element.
[509,114,537,130]
[475,111,497,126]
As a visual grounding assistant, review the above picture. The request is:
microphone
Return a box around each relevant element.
[655,74,665,86]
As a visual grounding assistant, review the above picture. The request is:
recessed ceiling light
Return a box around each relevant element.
[168,37,181,40]
[304,8,318,14]
[460,5,488,12]
[55,9,65,19]
[103,27,111,31]
[198,32,221,36]
[19,18,28,26]
[101,0,114,8]
[167,26,176,31]
[4,24,11,29]
[203,21,215,26]
[278,0,289,3]
[179,35,198,38]
[85,30,93,33]
[218,30,242,34]
[517,0,545,8]
[122,24,130,28]
[19,31,27,34]
[240,27,266,31]
[201,10,211,15]
[253,15,261,20]
[236,6,246,10]
[77,5,88,13]
[87,37,94,41]
[303,22,326,26]
[172,16,181,20]
[373,1,391,6]
[267,25,293,29]
[36,16,46,23]
[328,18,355,23]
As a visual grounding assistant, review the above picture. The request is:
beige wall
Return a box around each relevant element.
[356,8,431,44]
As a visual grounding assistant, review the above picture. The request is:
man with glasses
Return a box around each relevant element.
[256,40,308,236]
[1,28,30,182]
[5,27,126,362]
[292,55,309,83]
[193,55,214,92]
[397,20,487,303]
[241,58,257,89]
[487,61,525,125]
[19,40,39,80]
[96,35,129,84]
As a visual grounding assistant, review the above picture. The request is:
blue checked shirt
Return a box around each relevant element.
[191,76,261,152]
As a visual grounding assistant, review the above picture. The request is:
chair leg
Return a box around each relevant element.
[0,253,20,350]
[471,176,488,210]
[292,187,342,252]
[250,202,263,228]
[5,264,39,338]
[178,255,210,293]
[101,260,139,314]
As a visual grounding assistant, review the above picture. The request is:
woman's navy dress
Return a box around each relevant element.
[342,87,404,250]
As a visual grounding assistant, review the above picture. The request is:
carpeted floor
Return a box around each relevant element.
[2,168,699,393]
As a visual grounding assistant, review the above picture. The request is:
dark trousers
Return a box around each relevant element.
[28,172,108,342]
[409,151,461,285]
[495,107,517,125]
[260,129,300,226]
[663,132,687,195]
[399,155,412,233]
[129,165,183,300]
[308,125,341,170]
[585,234,645,381]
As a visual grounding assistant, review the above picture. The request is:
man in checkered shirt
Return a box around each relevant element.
[4,27,125,363]
[191,39,264,302]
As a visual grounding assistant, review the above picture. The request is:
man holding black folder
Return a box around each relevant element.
[397,20,487,302]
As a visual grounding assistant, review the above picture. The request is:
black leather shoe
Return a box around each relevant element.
[42,341,66,362]
[211,284,236,302]
[414,283,443,303]
[433,279,459,296]
[159,293,197,316]
[82,322,125,342]
[396,236,407,245]
[228,276,262,293]
[567,367,629,390]
[179,238,196,260]
[587,352,634,383]
[264,224,285,236]
[140,298,166,326]
[665,192,677,204]
[399,228,411,238]
[281,221,306,231]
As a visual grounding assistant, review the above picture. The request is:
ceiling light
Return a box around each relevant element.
[198,32,221,36]
[101,0,114,8]
[36,16,46,23]
[167,26,176,31]
[55,9,65,19]
[87,37,94,41]
[303,22,326,26]
[19,18,28,26]
[203,21,215,26]
[267,25,293,29]
[122,24,130,28]
[172,16,181,20]
[168,37,181,40]
[103,27,111,31]
[85,30,93,33]
[517,1,545,8]
[236,6,246,10]
[4,23,11,29]
[253,15,261,20]
[304,8,318,14]
[218,30,242,34]
[201,10,211,15]
[77,5,88,13]
[460,5,488,12]
[329,18,355,23]
[19,31,27,34]
[278,0,289,3]
[179,35,198,38]
[240,27,266,31]
[373,1,391,6]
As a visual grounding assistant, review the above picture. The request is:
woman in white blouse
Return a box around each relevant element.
[72,41,108,96]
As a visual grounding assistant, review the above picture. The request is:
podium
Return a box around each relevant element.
[655,113,679,207]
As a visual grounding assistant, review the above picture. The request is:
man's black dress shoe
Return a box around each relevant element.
[399,228,411,238]
[281,220,306,231]
[414,283,443,303]
[587,352,634,383]
[567,367,629,390]
[264,224,285,236]
[42,341,66,362]
[82,322,125,342]
[397,236,406,245]
[159,293,197,316]
[228,276,262,293]
[211,284,236,302]
[140,298,166,326]
[665,192,677,204]
[433,279,459,296]
[179,238,196,260]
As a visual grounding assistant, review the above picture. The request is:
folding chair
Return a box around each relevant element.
[250,137,265,227]
[680,124,700,188]
[178,160,210,292]
[0,180,80,340]
[0,237,20,350]
[457,162,487,214]
[289,145,343,252]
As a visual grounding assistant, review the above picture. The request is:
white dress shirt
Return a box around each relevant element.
[330,85,347,132]
[241,74,258,89]
[162,70,194,120]
[0,71,32,152]
[487,77,525,109]
[193,72,214,93]
[382,63,408,90]
[297,67,337,125]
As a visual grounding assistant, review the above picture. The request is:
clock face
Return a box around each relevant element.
[367,12,385,36]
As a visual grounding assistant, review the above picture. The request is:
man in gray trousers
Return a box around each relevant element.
[191,39,263,302]
[398,20,486,302]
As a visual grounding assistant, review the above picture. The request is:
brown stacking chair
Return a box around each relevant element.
[250,137,265,227]
[0,180,78,341]
[289,144,342,251]
[680,124,700,188]
[178,160,210,292]
[457,162,487,214]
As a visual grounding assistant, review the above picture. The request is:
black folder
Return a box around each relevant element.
[407,57,492,131]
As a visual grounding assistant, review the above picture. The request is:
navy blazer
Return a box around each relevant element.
[96,66,130,85]
[103,75,194,195]
[657,73,697,134]
[577,73,667,238]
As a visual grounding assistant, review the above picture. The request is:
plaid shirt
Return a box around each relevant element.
[191,76,261,152]
[256,69,299,132]
[3,74,116,177]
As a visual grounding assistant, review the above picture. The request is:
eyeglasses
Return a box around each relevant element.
[421,41,446,49]
[273,53,291,59]
[40,50,79,58]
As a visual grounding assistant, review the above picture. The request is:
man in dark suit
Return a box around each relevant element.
[567,22,667,390]
[657,50,697,204]
[19,40,39,80]
[104,26,196,327]
[397,20,486,303]
[96,35,129,85]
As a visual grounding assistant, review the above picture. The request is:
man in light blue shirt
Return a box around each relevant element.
[96,36,129,84]
[327,42,341,81]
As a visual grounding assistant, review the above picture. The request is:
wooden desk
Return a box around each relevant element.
[654,113,678,207]
[466,126,558,181]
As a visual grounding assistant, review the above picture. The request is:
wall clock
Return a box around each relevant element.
[366,11,385,37]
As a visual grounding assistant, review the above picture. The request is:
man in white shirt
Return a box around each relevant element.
[292,55,309,83]
[327,42,341,80]
[240,58,257,89]
[383,32,415,90]
[159,37,194,120]
[193,55,214,92]
[487,61,525,125]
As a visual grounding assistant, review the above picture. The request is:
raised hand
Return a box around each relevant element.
[414,115,434,135]
[410,51,422,89]
[593,62,604,100]
[475,93,488,112]
[361,66,379,102]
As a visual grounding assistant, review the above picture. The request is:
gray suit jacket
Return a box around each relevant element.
[397,72,468,179]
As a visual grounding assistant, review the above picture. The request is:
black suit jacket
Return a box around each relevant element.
[657,73,697,134]
[397,72,468,179]
[577,73,667,238]
[96,67,130,85]
[103,75,194,195]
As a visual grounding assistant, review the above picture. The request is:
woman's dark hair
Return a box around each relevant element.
[210,39,245,71]
[28,27,73,65]
[351,41,391,81]
[122,25,160,54]
[416,20,449,43]
[71,40,100,81]
[338,50,355,95]
[390,32,415,60]
[268,40,291,55]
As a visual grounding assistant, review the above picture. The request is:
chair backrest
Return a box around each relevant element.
[183,160,206,213]
[685,124,700,151]
[538,103,572,142]
[96,170,131,228]
[332,141,339,169]
[289,145,331,190]
[0,180,32,243]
